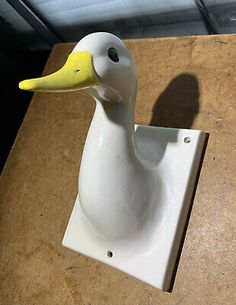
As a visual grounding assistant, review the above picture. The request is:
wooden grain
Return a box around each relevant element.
[0,34,235,305]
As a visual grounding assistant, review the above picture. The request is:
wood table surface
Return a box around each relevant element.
[0,34,235,305]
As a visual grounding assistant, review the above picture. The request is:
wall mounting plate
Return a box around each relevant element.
[63,125,206,291]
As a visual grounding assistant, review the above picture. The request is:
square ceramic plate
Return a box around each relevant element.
[63,125,206,291]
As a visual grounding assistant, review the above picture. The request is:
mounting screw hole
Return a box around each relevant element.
[107,251,113,258]
[184,137,191,144]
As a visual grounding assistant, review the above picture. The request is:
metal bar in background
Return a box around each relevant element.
[6,0,62,46]
[195,0,218,34]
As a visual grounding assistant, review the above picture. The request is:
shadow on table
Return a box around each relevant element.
[150,73,200,129]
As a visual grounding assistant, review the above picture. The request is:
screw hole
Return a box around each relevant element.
[107,251,113,258]
[184,137,191,143]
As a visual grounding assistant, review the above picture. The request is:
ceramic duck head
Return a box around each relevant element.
[19,32,136,106]
[19,32,151,239]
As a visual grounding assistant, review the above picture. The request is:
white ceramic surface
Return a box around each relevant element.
[65,33,205,290]
[19,32,206,291]
[63,125,205,291]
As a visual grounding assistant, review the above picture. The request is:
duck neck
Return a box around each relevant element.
[98,99,134,133]
[82,96,137,165]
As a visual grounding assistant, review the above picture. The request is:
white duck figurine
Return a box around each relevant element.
[19,32,161,239]
[19,32,206,291]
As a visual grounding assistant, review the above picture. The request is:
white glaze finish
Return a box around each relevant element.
[74,33,160,238]
[62,33,206,291]
[63,126,206,291]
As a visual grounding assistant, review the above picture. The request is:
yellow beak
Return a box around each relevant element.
[19,51,100,92]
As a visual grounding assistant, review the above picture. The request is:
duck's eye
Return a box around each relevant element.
[108,48,119,62]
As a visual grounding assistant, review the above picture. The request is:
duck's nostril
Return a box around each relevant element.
[74,68,80,73]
